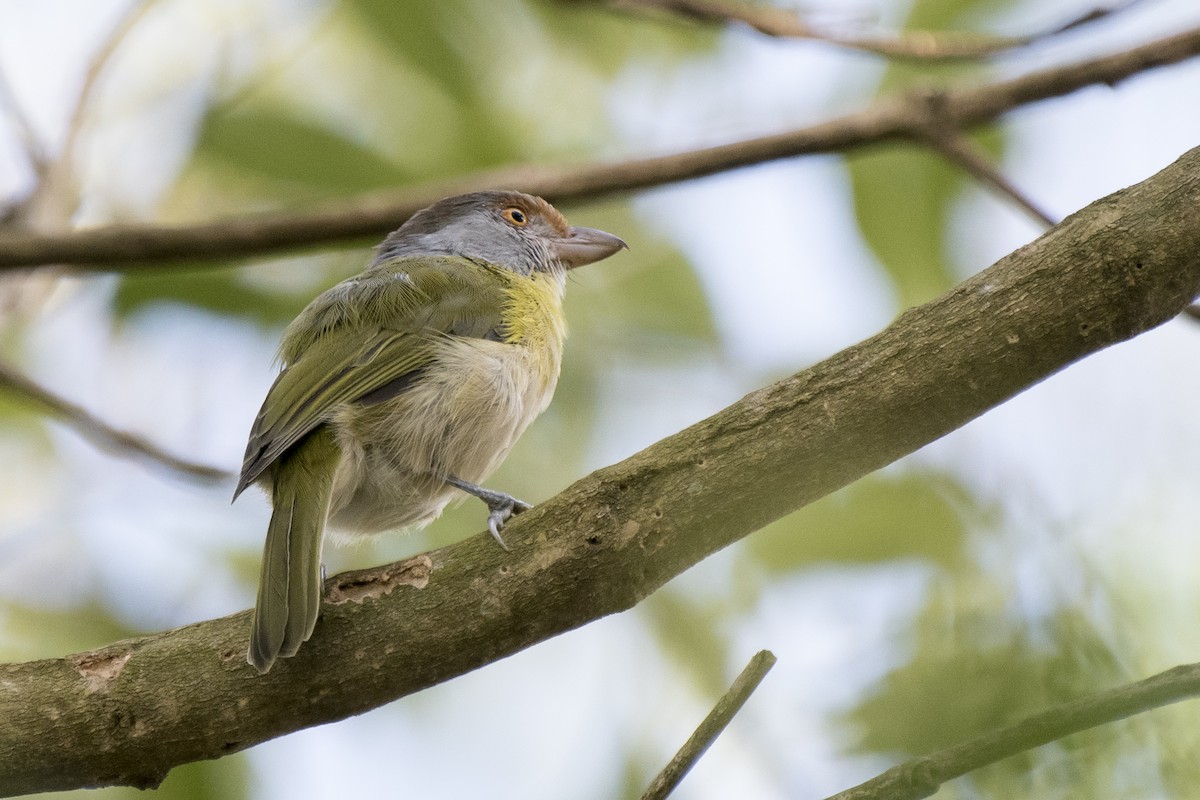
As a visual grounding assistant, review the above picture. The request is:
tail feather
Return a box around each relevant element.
[248,427,339,673]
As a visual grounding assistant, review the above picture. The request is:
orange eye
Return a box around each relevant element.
[501,207,528,226]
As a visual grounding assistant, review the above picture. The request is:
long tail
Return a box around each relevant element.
[248,426,340,673]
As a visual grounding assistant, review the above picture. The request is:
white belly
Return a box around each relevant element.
[325,336,559,538]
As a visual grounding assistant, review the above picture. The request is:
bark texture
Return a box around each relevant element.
[2,146,1199,794]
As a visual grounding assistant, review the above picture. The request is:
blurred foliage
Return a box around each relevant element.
[840,566,1181,800]
[114,0,720,327]
[195,105,410,198]
[642,470,977,701]
[644,586,735,699]
[563,201,719,348]
[116,262,313,327]
[747,470,976,571]
[847,0,1014,307]
[35,756,249,800]
[850,585,1124,756]
[0,381,61,443]
[1,0,1189,798]
[0,602,137,663]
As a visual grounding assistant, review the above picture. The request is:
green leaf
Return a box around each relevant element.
[746,471,973,572]
[0,602,137,663]
[194,106,409,199]
[112,250,371,326]
[847,0,1019,308]
[565,204,718,349]
[848,145,964,308]
[113,265,301,327]
[842,578,1148,800]
[341,0,519,168]
[642,587,733,699]
[343,0,480,104]
[528,0,721,74]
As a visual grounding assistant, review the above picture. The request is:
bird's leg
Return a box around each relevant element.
[444,475,531,551]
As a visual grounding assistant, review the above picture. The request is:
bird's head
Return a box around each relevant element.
[372,190,627,275]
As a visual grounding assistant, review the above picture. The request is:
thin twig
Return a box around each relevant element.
[924,130,1058,227]
[55,0,162,202]
[214,2,338,112]
[0,25,1197,272]
[602,0,1140,61]
[0,361,231,484]
[631,0,1070,225]
[910,90,1059,228]
[0,68,49,180]
[641,650,777,800]
[2,0,159,276]
[1183,304,1200,321]
[827,662,1200,800]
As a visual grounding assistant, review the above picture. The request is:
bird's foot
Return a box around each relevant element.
[445,475,531,551]
[485,497,532,551]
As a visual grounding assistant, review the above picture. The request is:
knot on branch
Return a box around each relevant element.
[71,648,133,694]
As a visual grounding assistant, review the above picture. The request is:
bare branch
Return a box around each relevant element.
[827,662,1200,800]
[641,650,776,800]
[925,130,1058,227]
[1184,304,1200,321]
[0,361,231,484]
[0,25,1197,271]
[1,140,1198,796]
[0,68,49,180]
[909,90,1059,228]
[928,131,1058,227]
[58,0,161,180]
[16,0,161,230]
[600,0,1140,61]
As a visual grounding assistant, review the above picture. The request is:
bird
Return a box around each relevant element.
[234,190,626,673]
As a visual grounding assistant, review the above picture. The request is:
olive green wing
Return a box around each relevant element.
[234,256,509,498]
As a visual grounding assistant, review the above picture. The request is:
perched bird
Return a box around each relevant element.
[235,191,626,673]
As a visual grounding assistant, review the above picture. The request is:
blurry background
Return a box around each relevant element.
[2,0,1200,797]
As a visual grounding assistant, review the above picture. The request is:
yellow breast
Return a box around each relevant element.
[499,270,567,390]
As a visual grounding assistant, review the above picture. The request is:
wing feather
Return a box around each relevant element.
[234,256,510,498]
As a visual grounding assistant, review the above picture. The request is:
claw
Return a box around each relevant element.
[486,498,532,550]
[488,513,509,551]
[445,475,532,550]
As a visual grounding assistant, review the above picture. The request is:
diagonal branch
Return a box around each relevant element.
[0,26,1198,271]
[922,128,1058,227]
[826,662,1200,800]
[0,361,231,484]
[58,0,162,195]
[6,0,161,231]
[641,649,776,800]
[1,140,1198,795]
[600,0,1137,61]
[0,68,49,182]
[908,89,1059,228]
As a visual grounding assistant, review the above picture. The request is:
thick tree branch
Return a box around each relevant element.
[826,662,1200,800]
[0,26,1197,271]
[1,146,1199,795]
